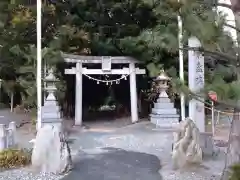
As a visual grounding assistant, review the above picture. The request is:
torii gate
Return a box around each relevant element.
[63,53,146,126]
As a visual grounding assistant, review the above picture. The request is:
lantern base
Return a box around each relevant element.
[150,114,179,128]
[150,96,179,129]
[42,118,62,128]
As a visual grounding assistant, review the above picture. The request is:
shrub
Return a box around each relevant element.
[229,163,240,180]
[31,117,36,126]
[0,149,31,169]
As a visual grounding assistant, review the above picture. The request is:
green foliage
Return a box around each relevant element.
[42,0,162,114]
[0,1,36,109]
[0,148,31,169]
[43,0,240,115]
[229,164,240,180]
[132,0,240,104]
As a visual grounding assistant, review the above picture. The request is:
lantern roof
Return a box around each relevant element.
[155,70,170,81]
[45,69,58,82]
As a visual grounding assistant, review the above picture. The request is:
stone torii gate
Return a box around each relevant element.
[63,54,146,126]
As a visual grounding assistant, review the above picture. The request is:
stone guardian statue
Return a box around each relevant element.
[172,117,203,169]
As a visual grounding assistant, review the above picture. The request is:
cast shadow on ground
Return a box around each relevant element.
[61,147,162,180]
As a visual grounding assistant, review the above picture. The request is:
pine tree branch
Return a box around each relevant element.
[180,46,237,63]
[216,3,233,10]
[192,93,240,110]
[197,1,233,10]
[198,1,238,11]
[177,85,240,110]
[224,23,240,33]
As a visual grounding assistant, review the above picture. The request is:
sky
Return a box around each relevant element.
[217,0,238,44]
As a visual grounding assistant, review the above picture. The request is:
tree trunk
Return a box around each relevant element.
[221,9,240,179]
[230,0,240,12]
[234,12,240,50]
[221,105,240,180]
[230,0,240,43]
[10,92,14,112]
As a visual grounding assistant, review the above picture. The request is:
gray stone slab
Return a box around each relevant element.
[150,114,179,118]
[42,118,62,123]
[152,108,177,114]
[150,96,179,128]
[199,132,218,157]
[61,148,162,180]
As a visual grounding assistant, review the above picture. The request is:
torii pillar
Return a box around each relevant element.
[75,62,83,126]
[64,55,145,126]
[73,62,140,126]
[129,62,138,123]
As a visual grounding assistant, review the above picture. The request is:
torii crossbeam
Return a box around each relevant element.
[63,53,146,126]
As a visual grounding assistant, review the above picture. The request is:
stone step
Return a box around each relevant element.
[42,112,61,119]
[150,114,179,118]
[150,116,179,128]
[156,97,171,103]
[151,108,177,114]
[154,102,174,109]
[42,118,62,124]
[42,106,60,113]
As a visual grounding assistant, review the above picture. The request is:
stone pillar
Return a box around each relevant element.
[75,62,83,126]
[0,124,6,150]
[9,122,16,132]
[7,121,16,148]
[129,63,138,123]
[188,37,205,132]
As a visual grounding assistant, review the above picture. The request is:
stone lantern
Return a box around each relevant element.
[41,68,62,127]
[155,70,171,97]
[149,70,179,128]
[31,69,72,174]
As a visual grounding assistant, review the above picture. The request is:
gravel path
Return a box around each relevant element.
[0,109,30,127]
[65,122,225,180]
[0,121,226,180]
[0,169,65,180]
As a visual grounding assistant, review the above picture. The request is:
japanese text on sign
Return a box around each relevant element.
[195,60,204,87]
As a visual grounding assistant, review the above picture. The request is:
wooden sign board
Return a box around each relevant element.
[208,91,217,102]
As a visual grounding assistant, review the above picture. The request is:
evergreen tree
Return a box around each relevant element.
[42,0,163,116]
[0,1,37,109]
[124,0,239,105]
[134,0,240,178]
[42,0,240,176]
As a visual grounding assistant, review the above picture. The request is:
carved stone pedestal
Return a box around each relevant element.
[150,92,179,128]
